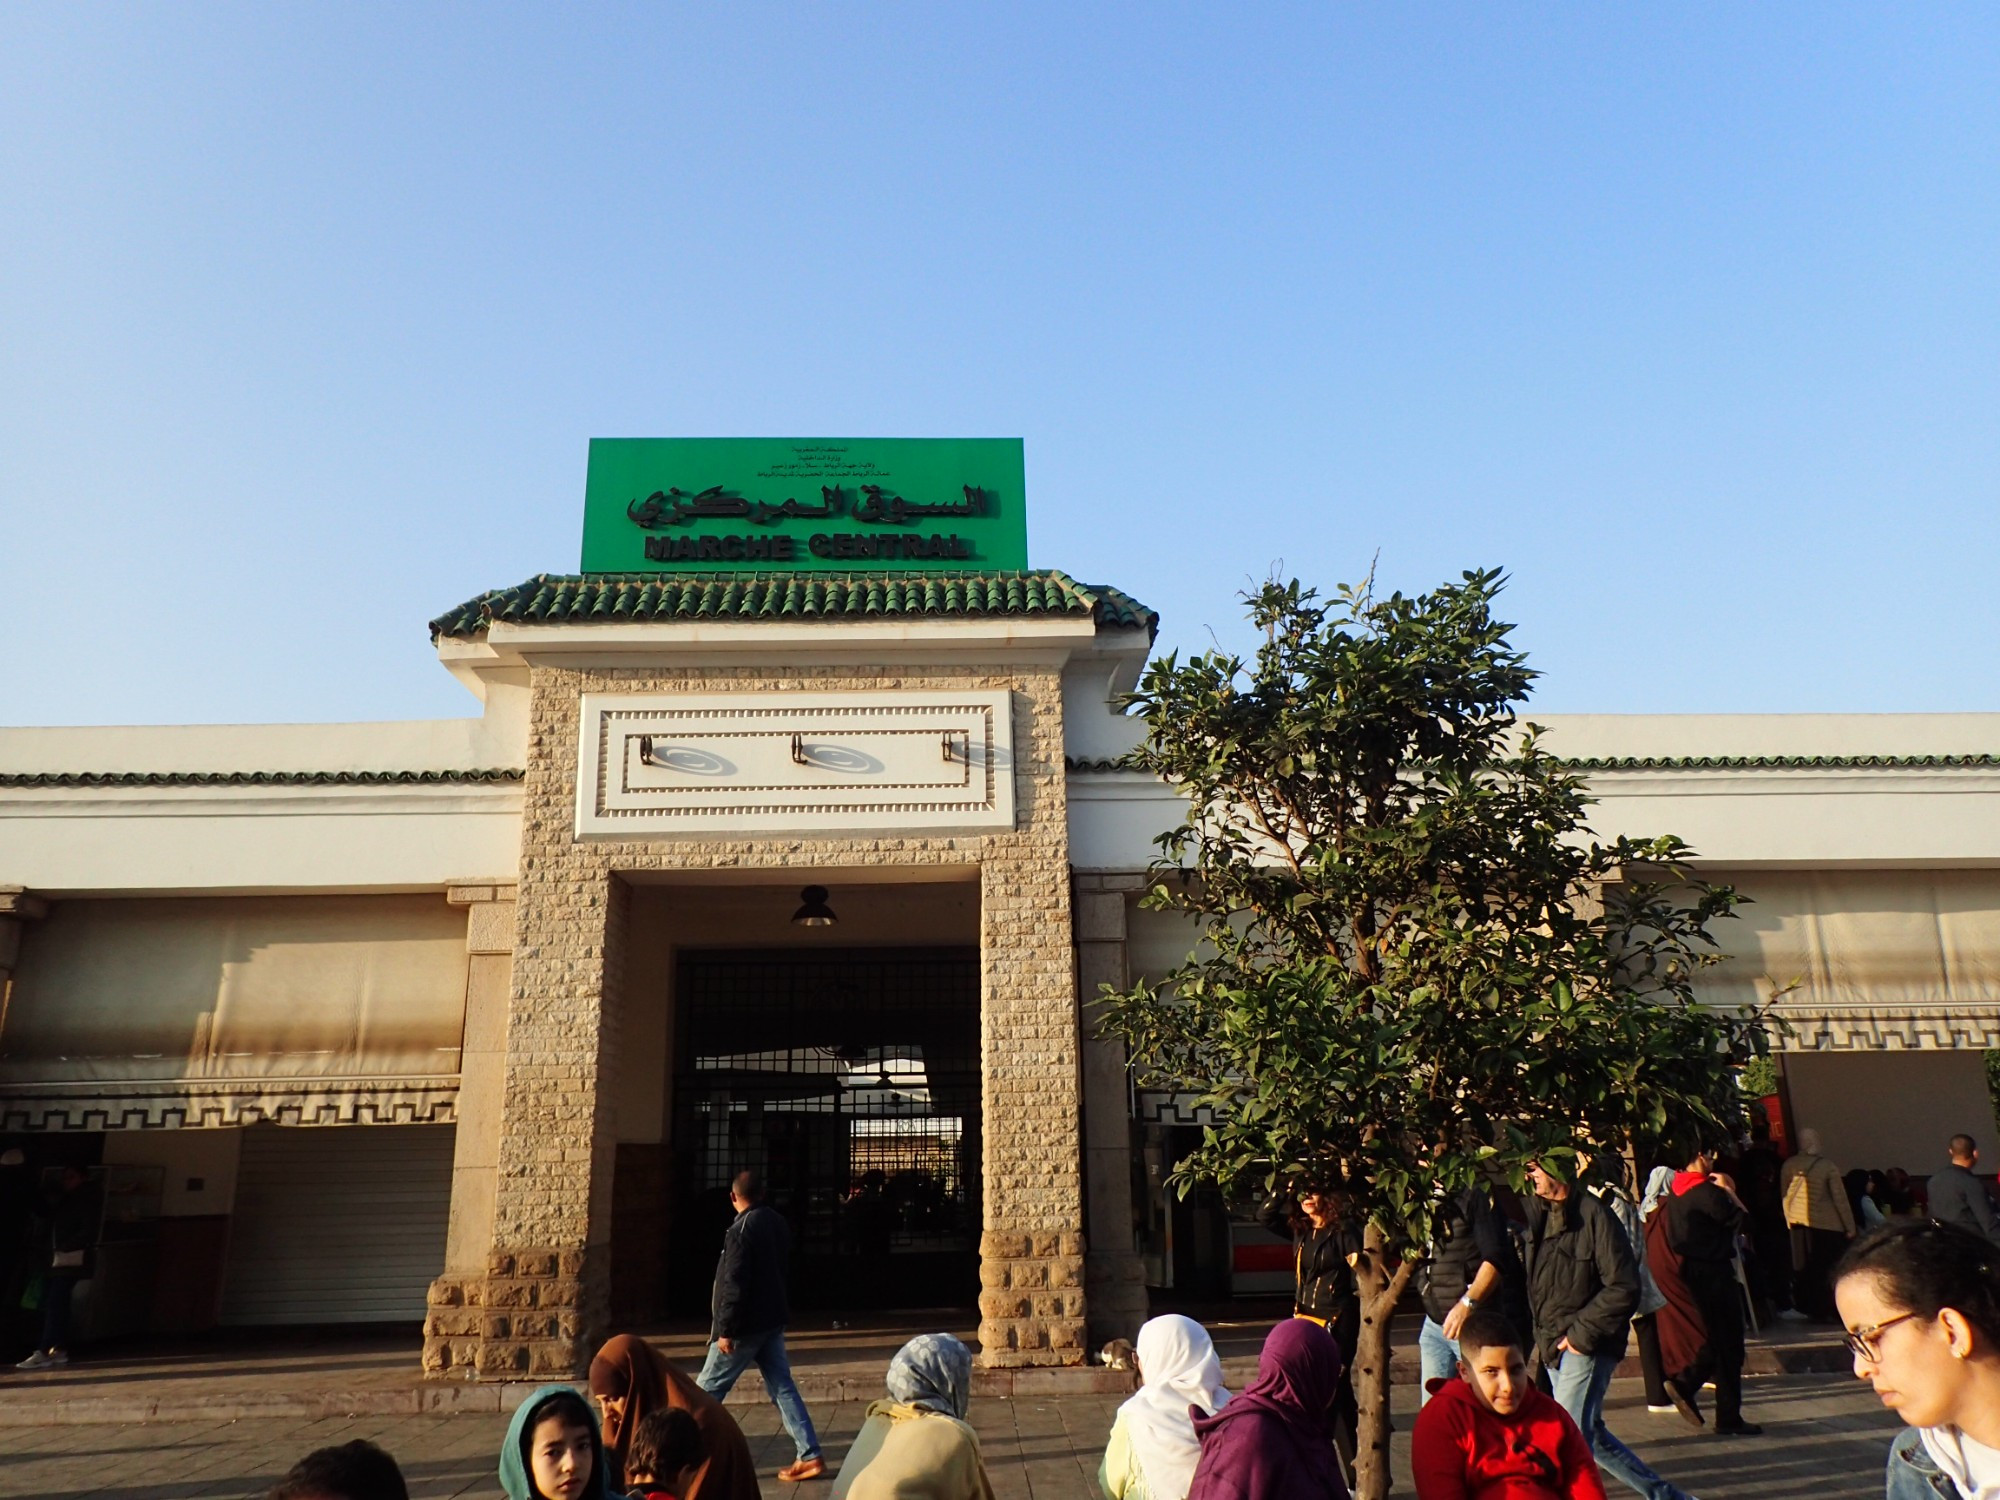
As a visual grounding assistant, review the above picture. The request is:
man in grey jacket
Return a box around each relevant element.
[1927,1135,2000,1243]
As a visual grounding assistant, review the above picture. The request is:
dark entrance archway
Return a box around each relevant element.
[666,946,981,1315]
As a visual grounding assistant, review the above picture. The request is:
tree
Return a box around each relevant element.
[1097,569,1769,1500]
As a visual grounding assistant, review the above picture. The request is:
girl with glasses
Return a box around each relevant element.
[1835,1220,2000,1499]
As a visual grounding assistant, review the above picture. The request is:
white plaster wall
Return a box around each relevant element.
[101,1128,243,1218]
[1784,1052,2000,1174]
[0,790,523,894]
[1069,710,2000,875]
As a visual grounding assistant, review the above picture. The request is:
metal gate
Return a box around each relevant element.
[669,947,980,1313]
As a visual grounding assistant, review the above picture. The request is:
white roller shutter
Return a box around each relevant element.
[220,1124,455,1325]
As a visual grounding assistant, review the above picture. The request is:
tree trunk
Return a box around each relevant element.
[1351,1220,1416,1500]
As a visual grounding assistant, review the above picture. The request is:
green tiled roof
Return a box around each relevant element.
[1563,753,2000,771]
[0,769,525,789]
[430,571,1157,640]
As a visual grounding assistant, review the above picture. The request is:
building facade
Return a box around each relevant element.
[4,568,1999,1375]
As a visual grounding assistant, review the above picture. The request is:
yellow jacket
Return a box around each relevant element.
[1781,1152,1856,1235]
[831,1401,997,1500]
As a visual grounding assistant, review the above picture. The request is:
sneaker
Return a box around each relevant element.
[777,1457,826,1483]
[47,1349,69,1366]
[14,1350,54,1370]
[1716,1420,1765,1437]
[1647,1403,1677,1414]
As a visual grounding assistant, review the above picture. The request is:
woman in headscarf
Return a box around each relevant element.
[1186,1318,1348,1500]
[830,1332,996,1500]
[587,1333,759,1499]
[1100,1314,1232,1500]
[500,1385,610,1500]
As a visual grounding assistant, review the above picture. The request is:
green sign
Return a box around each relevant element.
[580,438,1028,572]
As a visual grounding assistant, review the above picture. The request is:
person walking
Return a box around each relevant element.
[694,1171,824,1484]
[1662,1145,1761,1436]
[1925,1137,2000,1245]
[1262,1181,1362,1481]
[1418,1185,1527,1404]
[1522,1159,1698,1500]
[1582,1156,1668,1416]
[1781,1129,1856,1322]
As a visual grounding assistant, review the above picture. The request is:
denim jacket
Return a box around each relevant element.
[1888,1428,1965,1500]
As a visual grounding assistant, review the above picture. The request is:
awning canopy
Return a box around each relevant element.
[1696,869,2000,1051]
[0,893,468,1128]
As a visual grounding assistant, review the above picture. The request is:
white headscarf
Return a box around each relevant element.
[1117,1315,1231,1500]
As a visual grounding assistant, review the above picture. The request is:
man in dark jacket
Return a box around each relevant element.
[1418,1185,1530,1402]
[1525,1160,1696,1500]
[694,1172,823,1483]
[1927,1136,2000,1243]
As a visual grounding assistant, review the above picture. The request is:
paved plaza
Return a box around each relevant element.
[0,1372,1899,1500]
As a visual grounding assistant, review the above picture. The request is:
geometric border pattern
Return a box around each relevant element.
[0,1075,461,1131]
[1773,1008,2000,1053]
[1135,1090,1216,1126]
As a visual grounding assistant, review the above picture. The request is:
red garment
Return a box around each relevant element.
[1643,1206,1708,1383]
[1411,1376,1608,1500]
[1670,1171,1709,1196]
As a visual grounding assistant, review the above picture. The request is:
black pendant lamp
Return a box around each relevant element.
[792,885,837,927]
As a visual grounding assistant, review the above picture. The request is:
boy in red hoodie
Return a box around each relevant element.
[1412,1308,1608,1500]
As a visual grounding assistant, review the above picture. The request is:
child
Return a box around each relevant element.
[267,1439,409,1500]
[501,1386,610,1500]
[623,1408,707,1500]
[1411,1308,1607,1500]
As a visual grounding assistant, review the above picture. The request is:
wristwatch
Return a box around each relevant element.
[1459,1294,1479,1310]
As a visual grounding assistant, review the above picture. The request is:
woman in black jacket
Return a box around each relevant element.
[1261,1182,1362,1483]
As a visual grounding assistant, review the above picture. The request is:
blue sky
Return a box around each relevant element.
[3,5,1995,727]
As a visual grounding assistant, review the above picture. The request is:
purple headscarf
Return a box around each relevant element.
[1186,1319,1350,1500]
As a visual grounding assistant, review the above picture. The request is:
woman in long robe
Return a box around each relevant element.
[587,1333,760,1500]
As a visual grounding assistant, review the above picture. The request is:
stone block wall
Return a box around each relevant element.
[425,660,1088,1377]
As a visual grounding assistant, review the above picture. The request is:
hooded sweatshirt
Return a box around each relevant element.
[500,1384,612,1500]
[1410,1376,1607,1500]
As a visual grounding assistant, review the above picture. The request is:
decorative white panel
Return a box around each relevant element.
[574,690,1016,837]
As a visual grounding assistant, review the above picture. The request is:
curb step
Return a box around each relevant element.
[0,1339,1850,1425]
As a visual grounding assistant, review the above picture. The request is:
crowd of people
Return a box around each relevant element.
[226,1131,2000,1500]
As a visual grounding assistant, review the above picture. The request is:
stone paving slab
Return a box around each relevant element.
[0,1374,1901,1500]
[0,1312,1851,1424]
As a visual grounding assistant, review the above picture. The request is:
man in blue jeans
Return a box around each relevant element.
[1524,1159,1702,1500]
[696,1171,825,1483]
[1417,1184,1527,1402]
